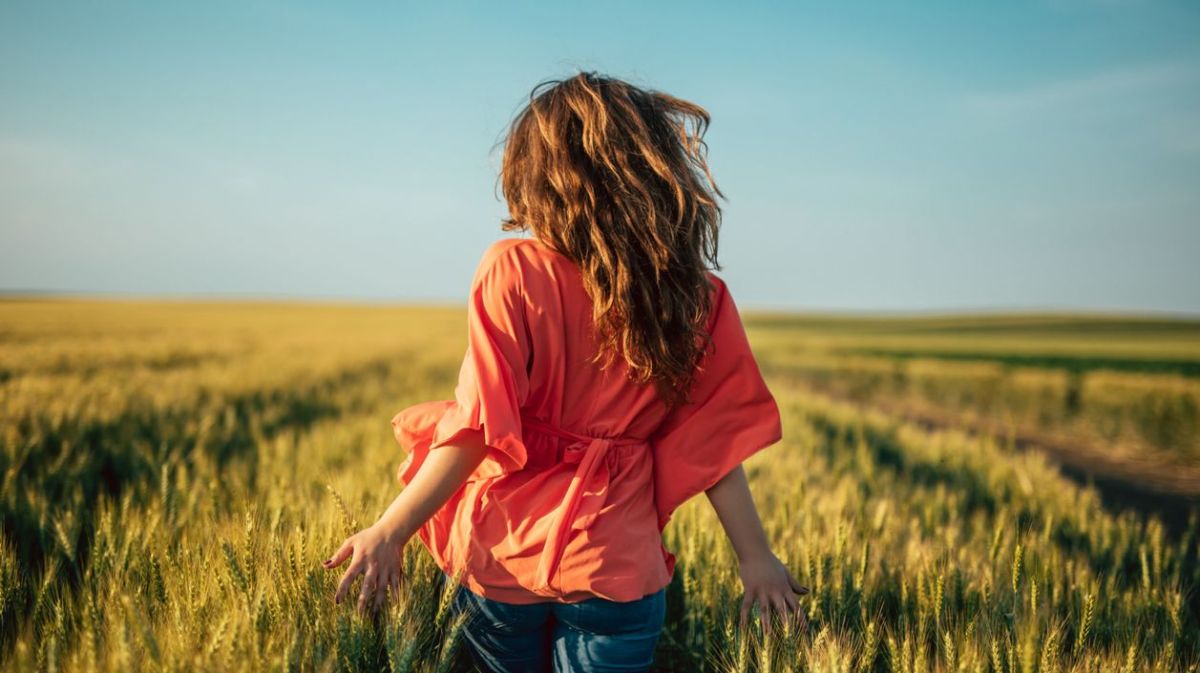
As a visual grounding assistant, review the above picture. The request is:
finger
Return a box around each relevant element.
[374,570,391,612]
[389,571,402,601]
[358,567,379,615]
[324,539,354,569]
[739,594,752,630]
[786,571,809,595]
[768,593,785,617]
[771,594,792,632]
[783,590,800,616]
[797,607,810,634]
[335,558,364,605]
[760,596,773,636]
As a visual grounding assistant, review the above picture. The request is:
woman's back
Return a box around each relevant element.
[391,235,781,604]
[504,236,674,439]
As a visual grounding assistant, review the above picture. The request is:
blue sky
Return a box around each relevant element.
[1,1,1198,314]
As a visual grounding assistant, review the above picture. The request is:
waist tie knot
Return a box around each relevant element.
[519,413,647,595]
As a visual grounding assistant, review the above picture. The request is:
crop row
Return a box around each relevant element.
[756,350,1200,463]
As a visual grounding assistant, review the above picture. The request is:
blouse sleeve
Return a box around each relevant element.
[391,241,532,484]
[649,274,783,529]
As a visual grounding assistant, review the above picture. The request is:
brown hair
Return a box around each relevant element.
[497,71,724,408]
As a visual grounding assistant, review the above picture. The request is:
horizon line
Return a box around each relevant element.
[3,288,1199,321]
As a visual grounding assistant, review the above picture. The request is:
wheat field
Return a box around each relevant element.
[1,299,1197,672]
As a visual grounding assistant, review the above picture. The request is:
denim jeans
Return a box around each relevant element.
[447,577,667,673]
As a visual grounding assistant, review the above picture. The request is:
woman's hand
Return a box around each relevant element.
[703,465,810,635]
[322,432,489,616]
[737,551,809,634]
[323,522,409,615]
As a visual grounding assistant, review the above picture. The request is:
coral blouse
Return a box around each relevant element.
[391,237,782,604]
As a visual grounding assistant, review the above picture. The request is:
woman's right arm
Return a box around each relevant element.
[323,429,488,614]
[705,463,808,633]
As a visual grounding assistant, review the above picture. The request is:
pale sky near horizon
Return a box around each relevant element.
[2,1,1198,315]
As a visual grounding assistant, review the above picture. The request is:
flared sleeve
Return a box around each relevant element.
[650,274,783,530]
[391,241,532,485]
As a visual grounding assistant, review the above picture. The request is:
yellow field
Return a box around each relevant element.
[1,299,1197,671]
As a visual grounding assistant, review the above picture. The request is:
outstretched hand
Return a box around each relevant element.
[703,465,810,636]
[323,523,409,615]
[738,552,809,635]
[322,433,486,616]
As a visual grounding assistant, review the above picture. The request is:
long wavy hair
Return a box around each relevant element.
[497,71,725,408]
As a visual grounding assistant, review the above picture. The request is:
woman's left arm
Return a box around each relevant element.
[324,430,488,614]
[705,463,809,633]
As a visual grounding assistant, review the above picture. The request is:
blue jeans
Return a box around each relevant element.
[448,578,667,672]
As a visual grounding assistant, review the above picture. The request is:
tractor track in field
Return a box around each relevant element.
[771,373,1200,537]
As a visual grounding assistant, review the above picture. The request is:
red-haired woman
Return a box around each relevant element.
[325,72,807,672]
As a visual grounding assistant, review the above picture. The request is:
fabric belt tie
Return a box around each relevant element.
[518,414,646,594]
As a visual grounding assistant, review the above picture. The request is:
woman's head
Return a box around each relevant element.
[498,71,724,408]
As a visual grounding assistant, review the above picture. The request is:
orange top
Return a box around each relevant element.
[391,237,782,604]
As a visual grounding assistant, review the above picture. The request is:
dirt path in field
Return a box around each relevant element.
[779,377,1200,536]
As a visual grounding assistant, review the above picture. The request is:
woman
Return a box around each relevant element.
[324,71,808,672]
